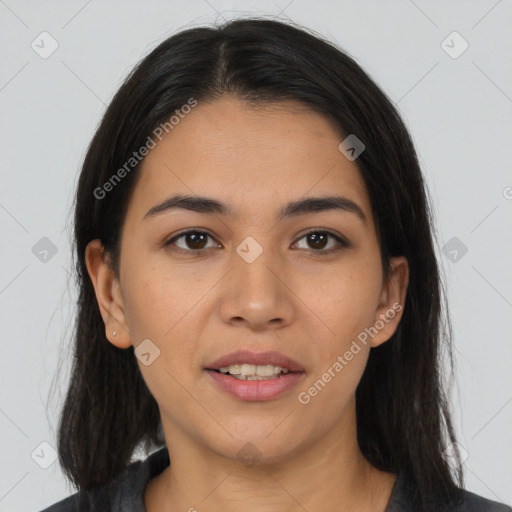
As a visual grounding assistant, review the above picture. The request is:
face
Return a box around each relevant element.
[86,96,408,466]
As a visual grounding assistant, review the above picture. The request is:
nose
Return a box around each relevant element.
[217,241,294,331]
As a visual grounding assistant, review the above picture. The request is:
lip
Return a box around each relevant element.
[205,369,305,401]
[205,350,305,372]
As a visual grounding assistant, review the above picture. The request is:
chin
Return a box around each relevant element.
[205,429,304,467]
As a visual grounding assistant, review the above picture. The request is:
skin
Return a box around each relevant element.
[85,96,409,512]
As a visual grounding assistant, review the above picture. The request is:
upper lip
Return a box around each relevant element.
[205,350,305,372]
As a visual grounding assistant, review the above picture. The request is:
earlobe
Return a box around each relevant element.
[370,256,409,348]
[84,239,133,349]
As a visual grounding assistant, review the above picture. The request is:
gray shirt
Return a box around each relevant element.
[39,447,512,511]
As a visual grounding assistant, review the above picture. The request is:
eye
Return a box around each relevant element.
[164,230,219,252]
[164,229,349,256]
[293,230,349,255]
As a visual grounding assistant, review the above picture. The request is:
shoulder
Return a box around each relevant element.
[387,473,511,512]
[37,486,110,512]
[38,493,80,512]
[453,488,512,512]
[37,446,170,512]
[37,473,129,512]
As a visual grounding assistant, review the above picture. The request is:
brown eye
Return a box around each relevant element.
[294,230,349,255]
[165,230,218,251]
[305,232,328,250]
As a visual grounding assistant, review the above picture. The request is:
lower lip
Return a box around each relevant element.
[204,370,305,401]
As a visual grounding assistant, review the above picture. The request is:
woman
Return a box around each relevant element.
[40,17,511,512]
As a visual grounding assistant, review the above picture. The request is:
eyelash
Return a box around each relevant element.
[164,229,349,256]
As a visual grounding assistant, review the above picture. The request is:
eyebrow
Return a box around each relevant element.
[143,194,367,225]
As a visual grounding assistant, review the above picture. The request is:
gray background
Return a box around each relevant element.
[0,1,511,510]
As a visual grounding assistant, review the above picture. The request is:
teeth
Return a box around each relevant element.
[220,364,241,375]
[240,374,279,381]
[218,364,291,377]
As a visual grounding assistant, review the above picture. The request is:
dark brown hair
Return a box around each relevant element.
[55,17,464,511]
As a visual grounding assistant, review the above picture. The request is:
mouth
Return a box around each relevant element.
[204,367,305,401]
[207,364,296,380]
[204,350,305,401]
[205,349,305,373]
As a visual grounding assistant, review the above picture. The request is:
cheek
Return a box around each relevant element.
[121,266,209,378]
[121,258,204,342]
[297,275,376,414]
[307,259,382,349]
[296,338,370,421]
[122,270,205,409]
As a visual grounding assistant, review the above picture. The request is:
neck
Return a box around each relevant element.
[145,398,396,512]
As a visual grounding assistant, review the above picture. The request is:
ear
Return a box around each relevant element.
[369,255,409,348]
[84,239,132,349]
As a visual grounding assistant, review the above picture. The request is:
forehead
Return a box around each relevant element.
[125,96,374,227]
